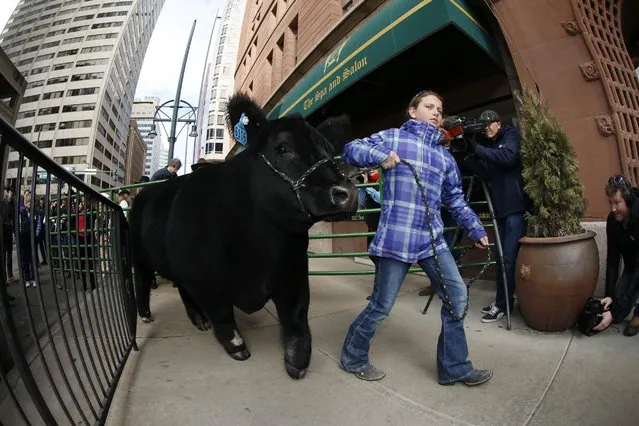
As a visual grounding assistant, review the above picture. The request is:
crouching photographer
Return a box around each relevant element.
[588,176,639,335]
[445,110,531,323]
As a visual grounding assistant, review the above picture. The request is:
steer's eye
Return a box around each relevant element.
[275,144,291,155]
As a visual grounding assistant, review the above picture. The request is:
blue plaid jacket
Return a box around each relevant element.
[342,119,487,263]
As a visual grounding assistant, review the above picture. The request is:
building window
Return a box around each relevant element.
[47,76,69,85]
[62,36,84,45]
[57,49,79,57]
[38,106,60,116]
[67,87,99,96]
[17,110,36,119]
[22,94,40,103]
[34,123,56,132]
[62,103,95,113]
[52,62,74,71]
[30,66,50,76]
[42,91,64,100]
[55,155,86,165]
[58,120,92,129]
[56,137,89,147]
[215,129,224,139]
[80,45,113,54]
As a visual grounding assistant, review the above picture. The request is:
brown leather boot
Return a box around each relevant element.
[623,315,639,336]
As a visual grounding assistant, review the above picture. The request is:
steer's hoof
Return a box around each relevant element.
[229,348,251,361]
[140,313,154,323]
[195,321,212,331]
[285,362,307,380]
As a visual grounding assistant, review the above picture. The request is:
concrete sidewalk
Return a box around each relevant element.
[107,258,638,426]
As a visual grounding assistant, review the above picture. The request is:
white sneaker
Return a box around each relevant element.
[25,281,31,288]
[30,281,37,287]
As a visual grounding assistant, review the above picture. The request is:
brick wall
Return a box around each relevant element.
[235,0,346,106]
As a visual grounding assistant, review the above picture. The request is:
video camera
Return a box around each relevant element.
[441,116,487,154]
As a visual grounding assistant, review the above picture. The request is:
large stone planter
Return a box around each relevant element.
[515,231,599,332]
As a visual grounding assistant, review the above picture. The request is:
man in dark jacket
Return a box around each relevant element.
[464,110,531,323]
[593,176,639,336]
[151,158,182,181]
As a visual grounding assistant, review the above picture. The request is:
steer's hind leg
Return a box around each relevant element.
[134,263,155,323]
[272,275,312,380]
[176,285,211,331]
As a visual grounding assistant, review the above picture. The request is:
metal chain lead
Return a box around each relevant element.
[399,159,491,321]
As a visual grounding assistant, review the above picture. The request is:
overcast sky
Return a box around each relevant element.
[0,0,225,173]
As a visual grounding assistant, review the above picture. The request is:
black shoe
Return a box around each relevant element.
[481,302,495,314]
[481,306,505,323]
[440,369,493,386]
[623,317,639,336]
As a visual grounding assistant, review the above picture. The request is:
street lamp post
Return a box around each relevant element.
[168,19,197,161]
[147,100,198,171]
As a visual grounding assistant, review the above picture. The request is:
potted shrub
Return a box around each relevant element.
[514,86,599,332]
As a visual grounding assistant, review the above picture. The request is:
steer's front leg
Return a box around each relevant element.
[272,270,311,380]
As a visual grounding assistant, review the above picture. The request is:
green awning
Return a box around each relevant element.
[267,0,501,119]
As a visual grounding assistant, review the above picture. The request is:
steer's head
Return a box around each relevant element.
[227,93,359,228]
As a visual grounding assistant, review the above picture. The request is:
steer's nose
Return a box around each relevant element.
[329,185,353,209]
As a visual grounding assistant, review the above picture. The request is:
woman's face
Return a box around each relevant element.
[409,94,443,127]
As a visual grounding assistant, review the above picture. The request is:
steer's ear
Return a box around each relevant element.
[315,114,352,156]
[226,92,269,150]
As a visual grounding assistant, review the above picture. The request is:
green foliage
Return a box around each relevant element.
[515,87,587,237]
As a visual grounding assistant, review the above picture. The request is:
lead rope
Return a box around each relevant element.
[399,159,492,321]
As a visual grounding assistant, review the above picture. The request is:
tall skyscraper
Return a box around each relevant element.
[201,0,246,161]
[0,0,166,189]
[131,96,161,177]
[158,143,167,169]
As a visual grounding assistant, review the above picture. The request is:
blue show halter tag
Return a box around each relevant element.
[233,112,250,146]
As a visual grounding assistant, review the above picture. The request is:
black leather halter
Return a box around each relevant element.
[258,153,345,219]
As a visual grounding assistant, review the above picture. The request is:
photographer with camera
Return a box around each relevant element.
[463,110,531,323]
[591,176,639,335]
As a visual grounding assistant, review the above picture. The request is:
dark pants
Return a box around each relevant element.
[18,237,34,281]
[36,232,47,264]
[3,225,14,279]
[610,267,639,322]
[78,237,96,291]
[495,213,526,312]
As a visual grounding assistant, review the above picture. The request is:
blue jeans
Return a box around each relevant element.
[495,213,526,312]
[340,250,474,384]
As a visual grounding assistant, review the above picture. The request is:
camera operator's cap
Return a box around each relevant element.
[479,110,501,124]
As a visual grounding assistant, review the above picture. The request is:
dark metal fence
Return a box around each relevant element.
[0,115,137,425]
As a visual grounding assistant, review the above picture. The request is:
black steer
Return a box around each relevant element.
[129,93,359,379]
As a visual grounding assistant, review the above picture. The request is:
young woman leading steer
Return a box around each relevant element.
[339,90,493,386]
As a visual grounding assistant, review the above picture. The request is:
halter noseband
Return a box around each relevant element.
[259,153,345,219]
